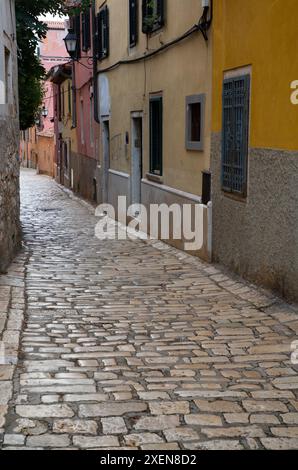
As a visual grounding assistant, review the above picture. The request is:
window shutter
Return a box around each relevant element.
[74,14,81,59]
[129,0,138,47]
[98,10,104,59]
[69,16,74,30]
[95,12,100,59]
[82,12,86,50]
[104,6,110,58]
[82,9,91,51]
[222,75,250,195]
[98,7,109,60]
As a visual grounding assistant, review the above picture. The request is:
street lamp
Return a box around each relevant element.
[63,30,78,60]
[41,106,48,118]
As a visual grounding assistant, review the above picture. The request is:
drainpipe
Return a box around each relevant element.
[92,0,99,123]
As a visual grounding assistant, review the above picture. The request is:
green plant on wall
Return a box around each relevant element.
[143,0,161,33]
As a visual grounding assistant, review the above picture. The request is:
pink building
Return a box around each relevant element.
[39,20,68,133]
[49,9,101,202]
[20,20,68,176]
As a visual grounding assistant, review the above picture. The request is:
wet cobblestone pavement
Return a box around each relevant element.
[0,169,298,450]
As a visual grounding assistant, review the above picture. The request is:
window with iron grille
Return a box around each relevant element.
[96,6,109,60]
[150,96,163,176]
[82,8,91,51]
[222,75,250,197]
[142,0,165,34]
[129,0,138,47]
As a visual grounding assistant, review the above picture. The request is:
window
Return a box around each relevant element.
[142,0,165,34]
[185,94,205,151]
[82,8,91,51]
[150,95,163,176]
[129,0,138,47]
[96,6,109,60]
[222,75,250,196]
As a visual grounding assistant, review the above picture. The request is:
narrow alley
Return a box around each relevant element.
[0,170,297,450]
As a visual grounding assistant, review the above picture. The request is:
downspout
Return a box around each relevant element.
[92,0,99,123]
[72,62,77,127]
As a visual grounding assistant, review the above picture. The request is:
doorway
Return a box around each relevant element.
[131,115,143,216]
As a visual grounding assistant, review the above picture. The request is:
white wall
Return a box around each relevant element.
[0,0,18,116]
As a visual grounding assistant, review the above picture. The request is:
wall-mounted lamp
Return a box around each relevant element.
[41,106,48,118]
[63,30,78,60]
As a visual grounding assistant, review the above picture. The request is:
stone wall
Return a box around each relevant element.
[211,132,298,302]
[0,117,21,273]
[0,0,21,273]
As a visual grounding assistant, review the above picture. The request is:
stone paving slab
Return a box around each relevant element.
[0,169,297,450]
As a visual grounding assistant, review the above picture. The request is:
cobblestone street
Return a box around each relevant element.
[0,169,297,450]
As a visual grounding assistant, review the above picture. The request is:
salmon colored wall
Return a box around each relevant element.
[41,21,68,134]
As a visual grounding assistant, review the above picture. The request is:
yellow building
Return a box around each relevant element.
[48,63,77,188]
[94,0,213,260]
[211,0,298,301]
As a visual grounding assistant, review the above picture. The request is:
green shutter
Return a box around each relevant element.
[130,0,138,47]
[82,9,91,51]
[98,6,109,60]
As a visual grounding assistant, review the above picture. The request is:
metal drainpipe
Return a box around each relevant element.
[92,0,99,124]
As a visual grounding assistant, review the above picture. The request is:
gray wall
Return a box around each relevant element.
[70,152,100,203]
[211,132,298,302]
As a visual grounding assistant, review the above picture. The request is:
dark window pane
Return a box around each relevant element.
[190,102,201,142]
[150,97,163,175]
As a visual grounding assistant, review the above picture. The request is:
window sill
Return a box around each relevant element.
[222,190,247,203]
[146,173,163,184]
[186,142,204,152]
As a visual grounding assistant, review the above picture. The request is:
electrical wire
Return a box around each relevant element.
[72,5,212,74]
[94,6,212,75]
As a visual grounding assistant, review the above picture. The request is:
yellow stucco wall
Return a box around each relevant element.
[212,0,298,151]
[96,0,212,196]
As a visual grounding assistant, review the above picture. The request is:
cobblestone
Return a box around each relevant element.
[0,170,297,450]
